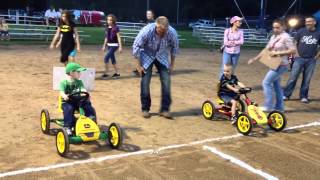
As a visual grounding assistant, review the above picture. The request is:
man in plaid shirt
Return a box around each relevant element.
[133,16,179,119]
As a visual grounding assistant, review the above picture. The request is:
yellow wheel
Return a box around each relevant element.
[268,111,287,131]
[202,100,215,120]
[236,114,252,135]
[40,109,50,134]
[56,129,70,156]
[108,123,123,149]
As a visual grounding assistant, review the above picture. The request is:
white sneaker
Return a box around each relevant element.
[301,98,309,103]
[230,115,237,125]
[65,127,73,135]
[283,96,289,101]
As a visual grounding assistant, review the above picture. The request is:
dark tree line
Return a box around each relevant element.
[1,0,319,22]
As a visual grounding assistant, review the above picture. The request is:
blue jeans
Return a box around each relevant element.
[284,57,317,99]
[262,66,288,111]
[62,100,95,128]
[220,52,240,78]
[141,60,171,112]
[104,46,118,64]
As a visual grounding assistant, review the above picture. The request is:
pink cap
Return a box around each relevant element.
[230,16,243,24]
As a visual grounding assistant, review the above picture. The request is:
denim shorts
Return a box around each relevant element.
[69,49,77,57]
[219,93,239,104]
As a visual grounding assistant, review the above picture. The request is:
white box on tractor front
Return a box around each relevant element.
[53,67,95,91]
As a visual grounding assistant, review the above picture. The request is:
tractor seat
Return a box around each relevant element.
[216,97,225,105]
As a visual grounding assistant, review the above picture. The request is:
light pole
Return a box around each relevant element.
[147,0,150,10]
[259,0,266,29]
[176,0,180,25]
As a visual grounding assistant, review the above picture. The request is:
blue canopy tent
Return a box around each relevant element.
[314,10,320,31]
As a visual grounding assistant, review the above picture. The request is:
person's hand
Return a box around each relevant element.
[55,44,60,48]
[77,46,81,53]
[169,64,174,73]
[270,51,278,57]
[101,46,106,52]
[248,58,255,65]
[234,88,239,93]
[49,44,54,50]
[136,65,145,76]
[118,46,123,53]
[229,41,235,46]
[62,94,69,101]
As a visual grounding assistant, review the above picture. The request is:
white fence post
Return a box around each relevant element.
[15,10,19,24]
[24,13,27,24]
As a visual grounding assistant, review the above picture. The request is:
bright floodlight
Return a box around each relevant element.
[288,18,299,28]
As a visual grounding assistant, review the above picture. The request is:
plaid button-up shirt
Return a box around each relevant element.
[132,23,179,69]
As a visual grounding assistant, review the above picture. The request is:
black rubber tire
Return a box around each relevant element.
[40,109,50,134]
[56,128,70,157]
[236,114,252,136]
[108,123,123,149]
[267,110,287,131]
[202,100,215,120]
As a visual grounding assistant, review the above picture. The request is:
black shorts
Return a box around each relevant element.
[60,42,75,63]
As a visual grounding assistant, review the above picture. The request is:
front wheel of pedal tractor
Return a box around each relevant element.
[236,114,252,135]
[202,100,215,120]
[56,129,70,157]
[268,111,287,131]
[40,109,50,134]
[108,123,123,149]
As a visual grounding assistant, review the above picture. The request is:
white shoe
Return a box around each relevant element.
[65,127,73,135]
[301,98,309,103]
[283,96,289,101]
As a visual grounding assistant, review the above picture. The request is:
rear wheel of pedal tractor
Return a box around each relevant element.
[202,100,215,120]
[40,109,50,134]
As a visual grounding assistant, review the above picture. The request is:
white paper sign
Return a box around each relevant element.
[53,67,95,91]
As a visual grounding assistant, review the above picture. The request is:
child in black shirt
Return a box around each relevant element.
[219,64,247,124]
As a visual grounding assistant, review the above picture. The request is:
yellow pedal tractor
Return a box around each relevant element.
[202,87,287,135]
[40,91,123,156]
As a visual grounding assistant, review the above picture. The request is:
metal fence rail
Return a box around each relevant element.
[0,14,45,25]
[6,23,89,41]
[193,25,269,47]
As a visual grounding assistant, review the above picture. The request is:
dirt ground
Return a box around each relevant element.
[0,45,319,180]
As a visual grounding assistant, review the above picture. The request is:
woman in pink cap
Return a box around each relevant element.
[219,16,244,78]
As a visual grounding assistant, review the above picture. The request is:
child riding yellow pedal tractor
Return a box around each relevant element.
[202,87,287,135]
[40,91,123,156]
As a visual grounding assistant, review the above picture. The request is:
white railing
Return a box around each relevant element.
[0,14,45,24]
[100,21,186,43]
[192,25,269,47]
[6,23,89,41]
[100,20,145,30]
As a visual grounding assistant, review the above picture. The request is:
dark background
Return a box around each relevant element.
[0,0,319,22]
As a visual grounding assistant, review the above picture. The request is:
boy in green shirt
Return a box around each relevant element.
[60,62,95,135]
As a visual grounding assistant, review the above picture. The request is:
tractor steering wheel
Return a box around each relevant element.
[239,87,252,94]
[68,91,90,103]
